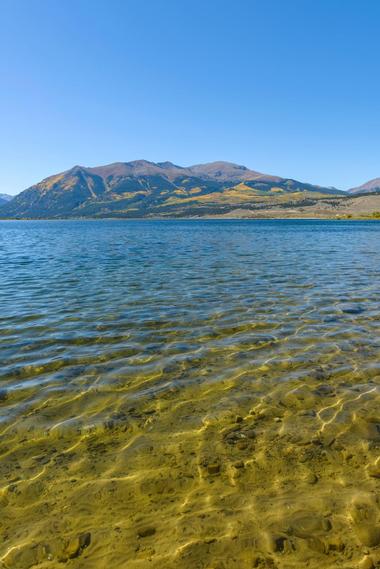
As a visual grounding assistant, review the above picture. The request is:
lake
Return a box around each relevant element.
[1,219,380,568]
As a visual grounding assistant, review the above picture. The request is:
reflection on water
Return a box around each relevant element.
[0,219,380,569]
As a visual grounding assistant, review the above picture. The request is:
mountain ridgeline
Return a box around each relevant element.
[348,178,380,195]
[0,160,346,218]
[0,194,13,206]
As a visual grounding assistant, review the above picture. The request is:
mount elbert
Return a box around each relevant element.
[1,160,380,219]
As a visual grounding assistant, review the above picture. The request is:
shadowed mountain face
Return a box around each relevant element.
[349,178,380,195]
[0,160,345,218]
[0,194,12,205]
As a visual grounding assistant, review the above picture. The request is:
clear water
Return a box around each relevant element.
[0,219,379,569]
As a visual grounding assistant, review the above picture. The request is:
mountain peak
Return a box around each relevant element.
[66,165,86,175]
[349,177,380,194]
[188,161,280,182]
[157,161,183,169]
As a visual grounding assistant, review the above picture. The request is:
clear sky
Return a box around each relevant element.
[1,0,380,194]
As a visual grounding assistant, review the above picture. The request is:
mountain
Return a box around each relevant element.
[0,194,13,205]
[0,160,345,219]
[349,178,380,195]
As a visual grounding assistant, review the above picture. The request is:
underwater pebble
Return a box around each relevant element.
[359,556,375,569]
[307,536,329,554]
[367,465,380,478]
[304,471,318,485]
[327,536,345,552]
[287,512,331,539]
[59,532,91,562]
[314,384,335,396]
[342,304,364,314]
[207,463,221,475]
[138,527,156,538]
[264,533,287,553]
[244,428,256,439]
[354,525,380,548]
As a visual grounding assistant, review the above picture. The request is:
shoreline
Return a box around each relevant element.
[0,215,380,221]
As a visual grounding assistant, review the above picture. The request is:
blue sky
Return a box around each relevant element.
[1,0,380,194]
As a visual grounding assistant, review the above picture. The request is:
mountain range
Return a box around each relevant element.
[348,178,380,195]
[0,160,379,218]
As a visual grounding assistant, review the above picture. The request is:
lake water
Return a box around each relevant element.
[1,219,380,569]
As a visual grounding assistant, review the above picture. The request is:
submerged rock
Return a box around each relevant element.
[138,526,156,538]
[354,525,380,548]
[286,512,331,539]
[59,532,91,561]
[304,471,318,485]
[367,464,380,478]
[207,463,221,475]
[359,556,375,569]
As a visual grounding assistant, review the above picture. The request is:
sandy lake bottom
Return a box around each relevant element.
[0,220,379,568]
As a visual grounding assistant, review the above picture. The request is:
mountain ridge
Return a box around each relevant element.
[0,194,13,205]
[0,160,348,219]
[349,178,380,195]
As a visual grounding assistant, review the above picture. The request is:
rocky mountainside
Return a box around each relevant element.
[0,194,13,205]
[349,178,380,195]
[0,160,345,218]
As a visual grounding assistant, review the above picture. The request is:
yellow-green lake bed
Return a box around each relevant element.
[0,220,379,569]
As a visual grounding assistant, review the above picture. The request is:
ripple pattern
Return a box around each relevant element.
[0,219,380,569]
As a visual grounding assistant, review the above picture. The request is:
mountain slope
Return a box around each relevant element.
[0,194,13,205]
[0,160,345,218]
[349,178,380,195]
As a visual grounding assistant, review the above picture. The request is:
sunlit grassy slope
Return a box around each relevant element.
[0,160,345,218]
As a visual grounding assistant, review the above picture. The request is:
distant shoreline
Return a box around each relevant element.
[1,215,379,222]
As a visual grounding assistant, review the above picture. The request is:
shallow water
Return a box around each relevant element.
[0,219,380,569]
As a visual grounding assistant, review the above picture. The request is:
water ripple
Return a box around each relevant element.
[1,220,380,568]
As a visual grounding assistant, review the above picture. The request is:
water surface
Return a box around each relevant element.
[1,220,380,568]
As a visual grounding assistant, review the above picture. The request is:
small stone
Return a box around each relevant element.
[265,533,287,553]
[304,471,318,485]
[274,417,282,423]
[207,463,221,475]
[368,465,380,478]
[62,532,91,561]
[307,537,328,554]
[321,435,336,447]
[244,429,256,440]
[359,556,375,569]
[223,428,241,445]
[235,415,243,423]
[343,451,353,461]
[315,384,335,396]
[138,527,156,538]
[79,532,91,549]
[236,440,248,450]
[287,513,331,539]
[327,536,345,552]
[233,461,244,469]
[66,537,81,559]
[354,525,380,548]
[300,410,316,417]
